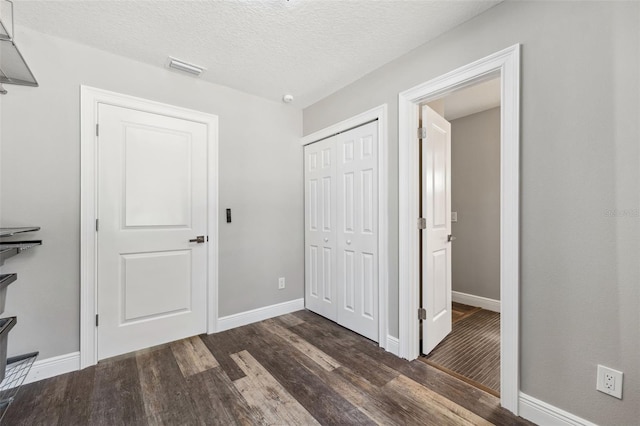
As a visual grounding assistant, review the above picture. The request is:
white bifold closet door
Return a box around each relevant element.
[305,121,378,342]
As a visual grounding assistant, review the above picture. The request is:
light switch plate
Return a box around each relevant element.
[451,212,458,223]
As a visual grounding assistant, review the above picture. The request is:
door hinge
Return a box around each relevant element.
[418,217,426,229]
[95,314,99,327]
[96,123,99,137]
[418,308,427,320]
[418,127,426,139]
[95,218,99,231]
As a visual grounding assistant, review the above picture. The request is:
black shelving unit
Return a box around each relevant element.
[0,241,42,267]
[0,352,38,422]
[0,227,40,421]
[0,228,40,238]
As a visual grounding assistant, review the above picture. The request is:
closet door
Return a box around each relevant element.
[336,121,378,341]
[304,137,337,320]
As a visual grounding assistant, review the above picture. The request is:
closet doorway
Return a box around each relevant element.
[301,106,389,349]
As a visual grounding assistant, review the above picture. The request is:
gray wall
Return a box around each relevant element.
[303,2,639,424]
[0,27,303,359]
[451,107,500,301]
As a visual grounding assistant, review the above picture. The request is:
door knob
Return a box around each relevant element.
[324,238,329,242]
[189,236,205,243]
[346,240,352,245]
[448,234,456,242]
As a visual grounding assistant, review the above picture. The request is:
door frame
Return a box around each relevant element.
[398,44,520,413]
[300,104,389,351]
[79,86,219,368]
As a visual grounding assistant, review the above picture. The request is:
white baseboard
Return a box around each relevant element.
[452,291,500,313]
[216,298,305,332]
[386,335,399,356]
[23,351,80,385]
[519,393,597,426]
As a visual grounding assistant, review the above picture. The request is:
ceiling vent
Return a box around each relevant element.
[167,57,205,77]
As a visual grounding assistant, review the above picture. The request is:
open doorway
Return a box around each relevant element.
[418,78,501,396]
[398,45,520,413]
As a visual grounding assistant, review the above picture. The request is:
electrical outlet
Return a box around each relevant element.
[597,365,623,399]
[278,277,285,290]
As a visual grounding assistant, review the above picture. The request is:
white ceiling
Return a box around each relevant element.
[13,0,500,108]
[443,77,500,121]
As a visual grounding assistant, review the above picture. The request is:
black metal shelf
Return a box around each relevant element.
[0,241,42,266]
[0,224,40,420]
[0,352,38,422]
[0,228,40,238]
[0,275,16,289]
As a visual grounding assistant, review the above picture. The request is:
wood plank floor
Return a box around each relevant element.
[4,310,532,425]
[421,303,501,396]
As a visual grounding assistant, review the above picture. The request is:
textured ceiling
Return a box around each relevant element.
[13,0,500,108]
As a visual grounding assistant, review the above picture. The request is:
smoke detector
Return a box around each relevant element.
[282,94,294,103]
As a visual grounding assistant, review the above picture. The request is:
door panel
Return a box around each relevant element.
[343,250,355,311]
[343,173,354,232]
[98,103,207,360]
[361,252,375,319]
[421,105,452,355]
[361,169,374,233]
[124,126,192,227]
[336,121,378,342]
[121,250,191,321]
[322,177,332,231]
[304,137,337,319]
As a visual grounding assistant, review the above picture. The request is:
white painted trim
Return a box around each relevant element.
[452,291,500,313]
[398,44,520,414]
[217,298,305,332]
[23,352,80,385]
[519,393,597,426]
[301,105,384,146]
[80,86,219,369]
[385,335,399,356]
[300,104,389,351]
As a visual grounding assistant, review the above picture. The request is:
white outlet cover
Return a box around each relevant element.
[597,364,623,399]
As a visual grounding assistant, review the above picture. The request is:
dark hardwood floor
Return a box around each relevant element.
[421,303,501,396]
[4,309,532,425]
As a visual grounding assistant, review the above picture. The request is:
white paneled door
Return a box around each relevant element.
[304,137,337,320]
[336,122,378,341]
[421,105,452,355]
[304,121,379,342]
[97,104,208,360]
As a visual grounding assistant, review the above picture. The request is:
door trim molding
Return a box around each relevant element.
[398,44,520,413]
[300,104,389,351]
[80,86,219,368]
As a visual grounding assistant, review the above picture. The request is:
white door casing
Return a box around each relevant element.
[97,104,208,360]
[304,137,337,320]
[398,45,520,413]
[81,86,219,368]
[421,105,452,354]
[336,121,379,341]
